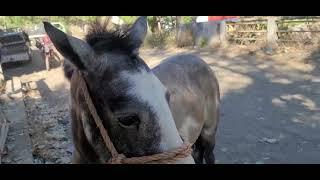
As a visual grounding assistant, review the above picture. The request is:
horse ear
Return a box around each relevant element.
[43,22,93,70]
[128,16,148,51]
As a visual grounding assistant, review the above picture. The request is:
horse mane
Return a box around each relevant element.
[85,18,135,54]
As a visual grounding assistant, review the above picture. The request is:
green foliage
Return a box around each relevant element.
[165,31,177,46]
[145,32,166,48]
[181,16,194,24]
[146,16,158,32]
[161,16,176,32]
[144,31,177,48]
[120,16,139,24]
[0,16,98,28]
[124,16,186,48]
[199,37,208,48]
[0,16,198,48]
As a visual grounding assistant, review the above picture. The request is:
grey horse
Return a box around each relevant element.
[44,16,220,164]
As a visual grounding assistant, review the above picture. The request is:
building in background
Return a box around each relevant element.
[192,16,239,47]
[196,16,240,23]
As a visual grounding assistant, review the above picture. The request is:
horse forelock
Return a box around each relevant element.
[85,19,134,54]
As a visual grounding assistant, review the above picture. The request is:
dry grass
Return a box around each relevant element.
[0,80,5,95]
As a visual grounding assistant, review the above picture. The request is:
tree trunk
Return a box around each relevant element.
[176,16,182,42]
[0,64,4,83]
[176,16,181,28]
[157,17,162,33]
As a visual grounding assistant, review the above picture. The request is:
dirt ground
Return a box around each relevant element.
[1,45,320,164]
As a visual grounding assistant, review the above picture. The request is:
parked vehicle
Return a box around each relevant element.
[0,28,31,64]
[26,22,67,46]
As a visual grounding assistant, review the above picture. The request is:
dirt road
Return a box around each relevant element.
[2,46,320,164]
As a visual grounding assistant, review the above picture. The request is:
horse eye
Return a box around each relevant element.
[118,115,140,128]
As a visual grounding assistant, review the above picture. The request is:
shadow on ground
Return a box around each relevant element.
[200,49,320,163]
[141,47,320,163]
[2,49,62,80]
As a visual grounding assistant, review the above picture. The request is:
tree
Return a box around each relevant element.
[119,16,138,25]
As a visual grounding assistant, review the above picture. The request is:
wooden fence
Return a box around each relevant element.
[177,17,320,48]
[226,19,268,45]
[225,17,320,48]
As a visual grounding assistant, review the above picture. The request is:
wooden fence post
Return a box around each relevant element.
[219,20,227,47]
[267,17,278,50]
[0,64,4,83]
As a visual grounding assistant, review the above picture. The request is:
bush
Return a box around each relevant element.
[0,79,5,94]
[176,24,195,47]
[181,16,194,24]
[119,16,139,25]
[199,37,208,48]
[165,31,177,47]
[144,32,166,48]
[143,31,177,49]
[0,16,98,29]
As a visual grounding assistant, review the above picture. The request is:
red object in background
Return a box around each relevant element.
[208,16,239,21]
[41,35,52,45]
